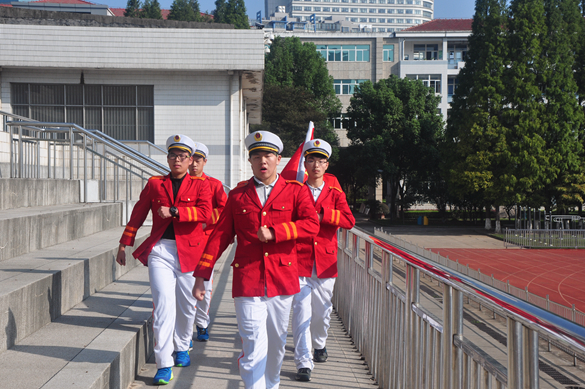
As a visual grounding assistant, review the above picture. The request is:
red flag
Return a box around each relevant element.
[281,122,314,182]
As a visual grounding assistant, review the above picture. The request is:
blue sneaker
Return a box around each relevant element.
[175,350,190,367]
[196,326,209,342]
[189,339,193,349]
[153,367,173,385]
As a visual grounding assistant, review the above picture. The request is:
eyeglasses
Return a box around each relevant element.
[305,160,328,166]
[167,153,190,162]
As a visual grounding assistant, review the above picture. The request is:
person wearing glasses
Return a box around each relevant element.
[192,131,320,389]
[292,139,355,382]
[116,134,212,385]
[187,142,228,342]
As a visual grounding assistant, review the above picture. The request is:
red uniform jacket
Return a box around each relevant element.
[194,176,320,298]
[120,174,212,273]
[202,173,228,237]
[297,174,355,278]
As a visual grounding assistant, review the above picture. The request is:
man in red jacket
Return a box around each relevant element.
[116,134,212,385]
[192,131,319,389]
[292,139,356,382]
[188,142,227,342]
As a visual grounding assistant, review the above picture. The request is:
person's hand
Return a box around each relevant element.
[257,226,275,243]
[192,277,206,301]
[116,244,127,266]
[158,206,172,219]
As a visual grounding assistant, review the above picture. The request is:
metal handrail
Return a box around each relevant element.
[334,226,585,389]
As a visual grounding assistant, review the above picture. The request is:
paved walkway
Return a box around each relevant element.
[129,245,377,389]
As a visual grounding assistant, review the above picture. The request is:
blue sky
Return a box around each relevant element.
[102,0,476,20]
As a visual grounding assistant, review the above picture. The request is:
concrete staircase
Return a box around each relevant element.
[0,178,153,389]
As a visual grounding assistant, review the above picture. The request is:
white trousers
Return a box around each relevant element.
[292,271,336,370]
[234,294,294,389]
[195,269,214,328]
[148,239,197,369]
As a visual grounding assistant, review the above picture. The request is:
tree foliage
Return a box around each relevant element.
[124,0,141,18]
[213,0,249,28]
[265,36,341,117]
[347,76,443,218]
[253,36,341,157]
[168,0,201,21]
[140,0,163,19]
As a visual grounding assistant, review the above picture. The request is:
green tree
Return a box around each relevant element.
[501,0,548,206]
[265,36,341,117]
[140,0,163,19]
[254,36,341,157]
[124,0,141,18]
[444,0,510,231]
[346,76,443,219]
[252,84,338,158]
[214,0,249,28]
[168,0,200,21]
[538,0,585,210]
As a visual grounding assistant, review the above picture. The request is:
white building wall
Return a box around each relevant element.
[0,68,246,186]
[0,24,264,188]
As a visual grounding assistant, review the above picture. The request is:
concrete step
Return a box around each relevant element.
[0,226,148,354]
[0,178,81,210]
[0,265,153,389]
[0,202,123,261]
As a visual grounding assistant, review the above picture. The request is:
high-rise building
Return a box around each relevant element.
[265,0,433,33]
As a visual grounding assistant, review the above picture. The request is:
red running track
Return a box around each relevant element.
[428,248,585,313]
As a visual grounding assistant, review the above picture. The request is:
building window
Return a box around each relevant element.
[407,74,441,94]
[406,18,413,23]
[387,18,395,22]
[397,8,404,13]
[300,6,308,10]
[11,83,154,141]
[378,17,385,22]
[333,7,340,11]
[350,17,358,21]
[423,1,432,8]
[369,8,376,12]
[448,43,468,67]
[415,9,421,14]
[383,44,394,61]
[318,45,370,62]
[406,0,413,3]
[387,8,394,13]
[378,8,385,12]
[405,9,413,13]
[351,7,358,12]
[342,7,349,11]
[369,17,376,22]
[397,0,404,3]
[415,0,421,4]
[413,43,440,60]
[360,8,367,12]
[397,18,404,23]
[334,79,368,95]
[314,6,321,10]
[360,17,368,21]
[323,7,331,11]
[447,76,458,102]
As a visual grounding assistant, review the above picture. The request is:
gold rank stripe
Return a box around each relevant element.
[214,208,220,223]
[283,222,291,240]
[199,261,213,268]
[123,226,137,237]
[192,207,198,222]
[289,222,298,239]
[123,230,136,237]
[202,253,214,260]
[336,210,341,225]
[186,207,192,221]
[125,226,137,231]
[330,210,336,224]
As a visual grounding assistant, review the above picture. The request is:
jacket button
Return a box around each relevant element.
[314,242,318,245]
[282,206,285,209]
[243,209,246,213]
[188,198,191,201]
[288,262,292,266]
[235,263,240,268]
[262,211,267,216]
[265,252,269,257]
[263,225,267,228]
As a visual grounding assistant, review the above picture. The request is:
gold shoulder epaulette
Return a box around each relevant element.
[149,175,164,180]
[286,180,304,186]
[329,186,343,193]
[190,175,205,180]
[236,180,248,189]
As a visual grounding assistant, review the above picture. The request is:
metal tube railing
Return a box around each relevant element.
[334,227,585,389]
